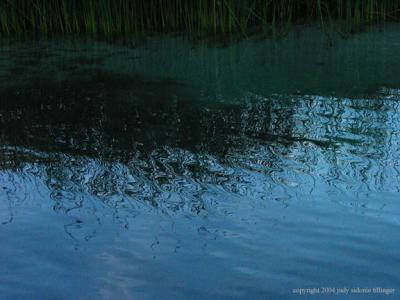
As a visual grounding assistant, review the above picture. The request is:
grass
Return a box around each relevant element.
[0,0,399,37]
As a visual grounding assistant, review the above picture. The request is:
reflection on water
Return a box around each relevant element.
[1,26,400,299]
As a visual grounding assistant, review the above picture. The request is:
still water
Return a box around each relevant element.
[1,25,400,299]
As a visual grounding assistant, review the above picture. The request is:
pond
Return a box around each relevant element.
[1,25,400,299]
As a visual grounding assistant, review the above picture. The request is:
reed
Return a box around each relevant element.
[0,0,399,37]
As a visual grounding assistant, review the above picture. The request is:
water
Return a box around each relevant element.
[1,25,400,299]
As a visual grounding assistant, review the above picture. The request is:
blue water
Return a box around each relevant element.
[1,26,400,299]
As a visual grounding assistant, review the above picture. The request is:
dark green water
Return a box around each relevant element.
[1,26,400,299]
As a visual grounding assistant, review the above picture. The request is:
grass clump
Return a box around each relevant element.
[0,0,399,37]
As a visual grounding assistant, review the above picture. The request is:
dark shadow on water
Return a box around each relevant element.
[0,68,296,165]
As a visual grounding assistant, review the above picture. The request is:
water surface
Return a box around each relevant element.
[1,26,400,299]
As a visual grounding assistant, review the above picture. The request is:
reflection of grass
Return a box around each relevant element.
[0,0,399,36]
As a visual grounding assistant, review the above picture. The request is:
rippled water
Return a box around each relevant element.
[1,26,400,299]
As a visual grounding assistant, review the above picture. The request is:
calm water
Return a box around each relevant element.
[1,26,400,299]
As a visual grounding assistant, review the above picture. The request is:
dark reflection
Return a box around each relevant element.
[0,68,296,162]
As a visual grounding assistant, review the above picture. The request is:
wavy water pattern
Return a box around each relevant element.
[1,33,400,299]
